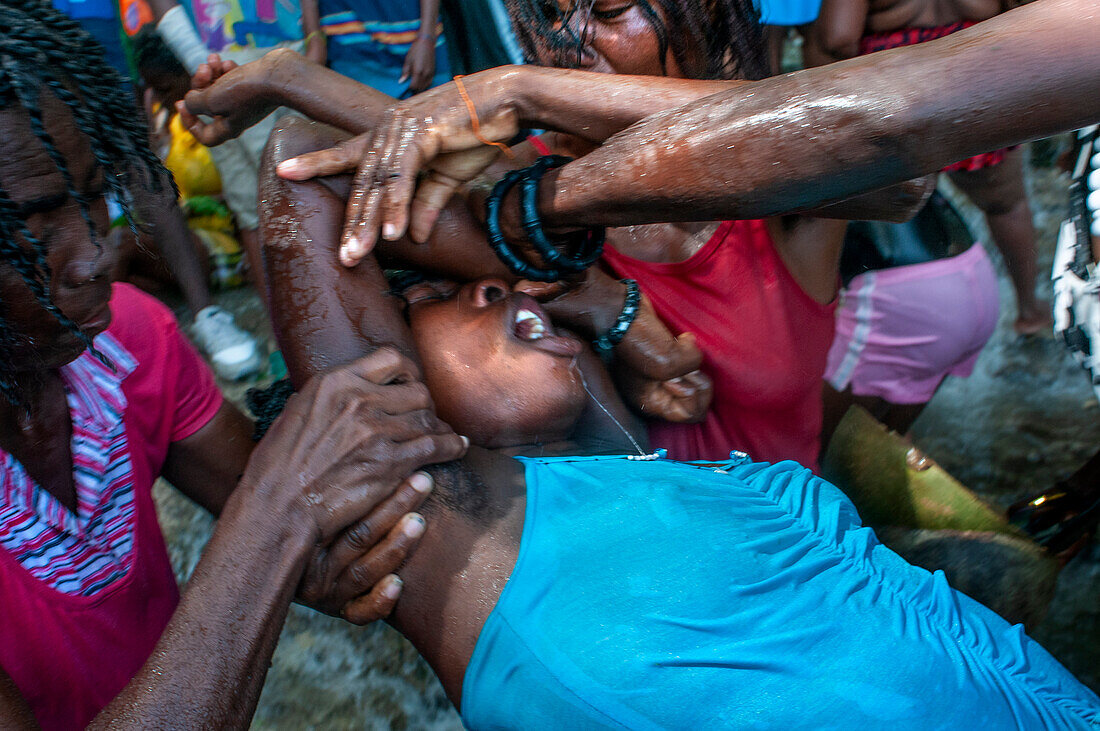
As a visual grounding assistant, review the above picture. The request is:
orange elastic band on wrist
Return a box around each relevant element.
[453,75,515,159]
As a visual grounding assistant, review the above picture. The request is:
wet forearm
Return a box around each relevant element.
[536,0,1099,227]
[88,490,313,729]
[263,49,395,134]
[502,66,734,144]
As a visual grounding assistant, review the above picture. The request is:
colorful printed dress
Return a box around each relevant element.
[320,0,450,98]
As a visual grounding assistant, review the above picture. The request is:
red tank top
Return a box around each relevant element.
[602,220,836,468]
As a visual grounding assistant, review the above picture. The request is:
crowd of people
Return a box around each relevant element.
[1,0,1099,727]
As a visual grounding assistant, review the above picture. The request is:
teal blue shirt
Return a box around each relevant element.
[461,455,1099,729]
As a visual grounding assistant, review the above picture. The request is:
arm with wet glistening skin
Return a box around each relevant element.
[532,0,1100,230]
[310,0,1097,250]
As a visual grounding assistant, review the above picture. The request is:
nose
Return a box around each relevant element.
[58,232,115,289]
[469,278,511,308]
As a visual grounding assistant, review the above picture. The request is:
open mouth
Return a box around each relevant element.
[509,294,582,357]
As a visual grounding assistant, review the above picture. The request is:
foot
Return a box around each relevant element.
[190,305,263,380]
[1014,300,1053,336]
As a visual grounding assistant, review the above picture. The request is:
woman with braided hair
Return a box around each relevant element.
[0,3,468,728]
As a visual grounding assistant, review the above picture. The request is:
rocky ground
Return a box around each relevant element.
[153,140,1098,728]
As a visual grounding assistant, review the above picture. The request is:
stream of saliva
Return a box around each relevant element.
[575,359,647,457]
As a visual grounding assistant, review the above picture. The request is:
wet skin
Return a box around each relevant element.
[277,0,1094,260]
[259,118,651,704]
[406,278,586,448]
[0,90,455,728]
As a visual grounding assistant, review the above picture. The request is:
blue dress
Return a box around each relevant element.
[462,454,1100,729]
[318,0,450,99]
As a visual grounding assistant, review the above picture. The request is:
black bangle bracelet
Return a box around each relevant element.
[485,156,605,282]
[486,169,563,281]
[593,279,641,356]
[520,156,604,273]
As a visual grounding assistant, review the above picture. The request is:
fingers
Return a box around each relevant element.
[276,133,372,181]
[399,55,412,85]
[338,512,424,613]
[176,100,232,147]
[342,573,403,625]
[326,471,434,578]
[341,119,393,263]
[378,120,425,243]
[391,432,469,468]
[350,346,419,386]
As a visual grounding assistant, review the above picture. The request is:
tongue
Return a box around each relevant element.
[533,334,584,357]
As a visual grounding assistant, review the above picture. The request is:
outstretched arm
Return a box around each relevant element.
[532,0,1099,230]
[311,0,1098,248]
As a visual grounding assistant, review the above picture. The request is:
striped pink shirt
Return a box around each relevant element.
[0,284,223,730]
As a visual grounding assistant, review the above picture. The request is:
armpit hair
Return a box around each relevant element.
[422,461,503,525]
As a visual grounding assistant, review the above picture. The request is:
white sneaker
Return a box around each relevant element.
[191,305,263,381]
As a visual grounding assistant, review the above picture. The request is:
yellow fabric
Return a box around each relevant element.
[164,114,222,198]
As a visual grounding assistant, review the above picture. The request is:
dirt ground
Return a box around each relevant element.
[152,140,1098,728]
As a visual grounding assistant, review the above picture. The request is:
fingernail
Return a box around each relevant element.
[382,223,400,241]
[276,159,301,176]
[345,234,362,256]
[409,471,434,493]
[382,574,403,600]
[460,435,470,449]
[403,513,426,538]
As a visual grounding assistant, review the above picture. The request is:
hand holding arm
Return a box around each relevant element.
[84,350,465,729]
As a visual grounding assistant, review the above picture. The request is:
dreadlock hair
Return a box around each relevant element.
[503,0,767,81]
[0,0,168,405]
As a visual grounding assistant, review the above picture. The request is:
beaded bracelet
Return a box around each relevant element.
[593,279,641,356]
[485,156,606,282]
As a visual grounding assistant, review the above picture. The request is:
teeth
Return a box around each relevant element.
[515,309,540,325]
[515,308,547,340]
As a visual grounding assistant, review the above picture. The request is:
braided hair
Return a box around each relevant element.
[504,0,767,81]
[0,0,167,404]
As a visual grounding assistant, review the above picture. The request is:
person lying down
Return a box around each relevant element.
[256,117,1100,729]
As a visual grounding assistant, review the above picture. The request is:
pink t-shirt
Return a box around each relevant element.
[0,283,223,730]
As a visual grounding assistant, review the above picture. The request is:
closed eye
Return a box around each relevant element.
[593,2,635,20]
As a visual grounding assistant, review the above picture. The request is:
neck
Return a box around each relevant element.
[388,448,528,707]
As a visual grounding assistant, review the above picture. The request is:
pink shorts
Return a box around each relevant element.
[825,243,1000,403]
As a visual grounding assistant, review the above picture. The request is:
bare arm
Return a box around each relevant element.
[301,0,1096,251]
[160,400,254,514]
[83,352,465,729]
[181,50,395,146]
[533,0,1100,230]
[805,0,870,64]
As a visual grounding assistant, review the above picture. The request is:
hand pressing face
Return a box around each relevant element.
[405,278,587,448]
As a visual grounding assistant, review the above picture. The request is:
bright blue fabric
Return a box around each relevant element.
[319,0,450,99]
[461,455,1100,730]
[754,0,821,25]
[53,0,116,20]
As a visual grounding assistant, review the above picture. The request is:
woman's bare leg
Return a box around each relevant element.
[948,149,1051,335]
